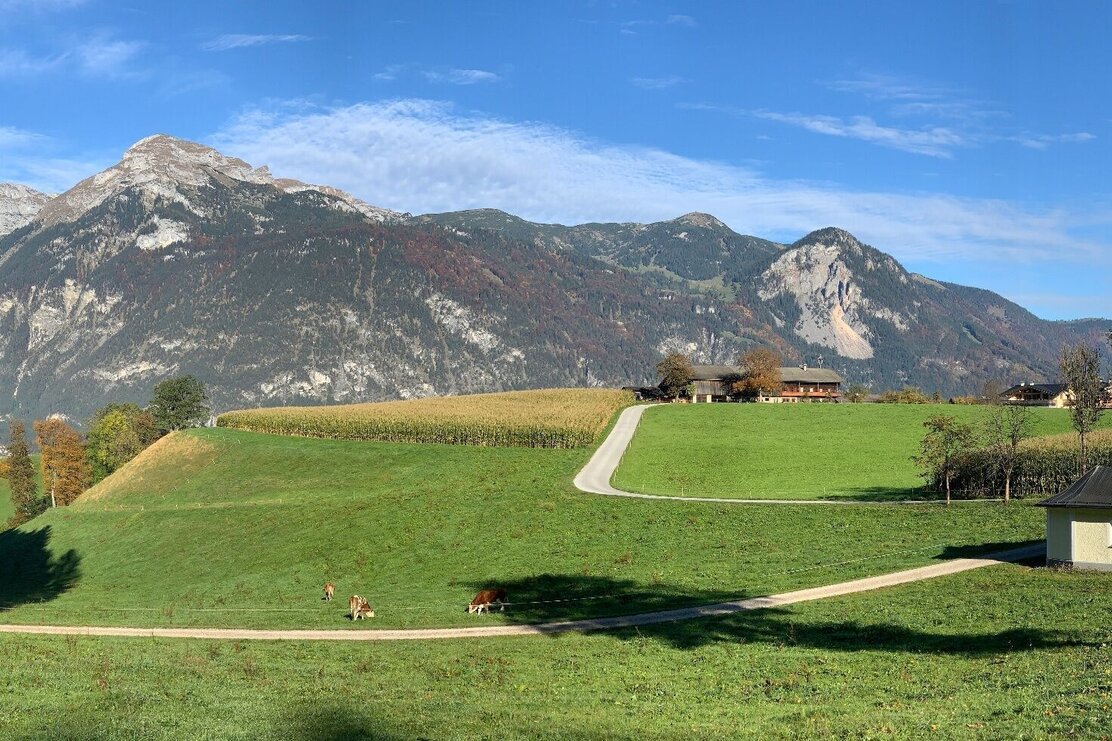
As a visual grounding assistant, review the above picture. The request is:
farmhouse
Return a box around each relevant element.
[1002,383,1070,407]
[1040,466,1112,572]
[689,364,844,403]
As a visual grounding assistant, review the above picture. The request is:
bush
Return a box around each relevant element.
[877,387,931,404]
[946,429,1112,499]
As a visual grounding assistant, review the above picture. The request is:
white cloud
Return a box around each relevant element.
[209,99,1105,267]
[0,48,66,76]
[76,35,146,77]
[1014,132,1096,149]
[754,111,966,158]
[632,75,685,90]
[0,125,48,148]
[201,34,311,52]
[423,68,500,85]
[666,14,698,27]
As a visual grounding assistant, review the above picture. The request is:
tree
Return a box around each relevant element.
[6,420,44,528]
[86,405,159,483]
[656,354,694,398]
[149,375,210,432]
[845,384,869,403]
[981,379,1004,403]
[1059,344,1106,474]
[34,419,91,507]
[734,348,782,398]
[913,414,976,505]
[983,403,1032,503]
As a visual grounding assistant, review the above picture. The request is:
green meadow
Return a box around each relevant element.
[3,564,1110,739]
[1,427,1041,630]
[613,403,1106,500]
[2,397,1109,738]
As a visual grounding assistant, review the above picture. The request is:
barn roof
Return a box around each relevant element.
[1040,466,1112,509]
[1004,383,1068,397]
[689,364,844,384]
[781,367,844,384]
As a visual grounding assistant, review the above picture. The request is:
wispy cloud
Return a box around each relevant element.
[373,64,403,82]
[0,48,66,77]
[0,125,48,149]
[754,110,966,158]
[632,75,686,90]
[201,34,310,52]
[1013,132,1096,149]
[423,68,500,85]
[666,14,698,27]
[209,99,1105,269]
[76,35,146,77]
[0,0,86,10]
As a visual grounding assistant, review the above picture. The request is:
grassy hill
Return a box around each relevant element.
[614,403,1110,500]
[2,424,1041,630]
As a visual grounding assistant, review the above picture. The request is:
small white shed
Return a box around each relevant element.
[1040,466,1112,572]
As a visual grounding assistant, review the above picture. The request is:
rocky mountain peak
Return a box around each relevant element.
[673,212,729,230]
[794,226,864,250]
[0,183,52,237]
[31,134,403,229]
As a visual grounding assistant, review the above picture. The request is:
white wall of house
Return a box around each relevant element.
[1047,507,1112,571]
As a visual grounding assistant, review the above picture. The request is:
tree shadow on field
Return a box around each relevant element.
[467,571,1089,656]
[279,702,413,741]
[0,526,82,609]
[829,486,943,502]
[934,539,1046,563]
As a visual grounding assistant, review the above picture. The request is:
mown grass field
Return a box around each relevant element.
[613,403,1110,500]
[3,564,1110,739]
[217,388,631,448]
[0,427,1042,630]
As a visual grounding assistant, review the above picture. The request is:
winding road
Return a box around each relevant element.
[0,404,1042,641]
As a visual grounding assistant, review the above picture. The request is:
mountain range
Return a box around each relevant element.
[0,134,1106,427]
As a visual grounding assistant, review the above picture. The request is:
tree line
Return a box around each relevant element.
[3,376,209,529]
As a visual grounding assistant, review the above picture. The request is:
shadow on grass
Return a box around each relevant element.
[465,573,743,623]
[469,560,1084,655]
[0,526,81,610]
[280,702,412,741]
[935,539,1046,562]
[826,486,943,502]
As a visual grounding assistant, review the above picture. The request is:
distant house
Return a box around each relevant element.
[1040,466,1112,572]
[688,364,843,403]
[1002,383,1070,408]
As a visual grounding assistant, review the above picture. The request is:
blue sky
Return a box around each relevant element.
[1,1,1109,320]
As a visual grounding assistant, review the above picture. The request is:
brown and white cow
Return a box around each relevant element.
[349,595,375,620]
[323,582,335,601]
[468,588,508,614]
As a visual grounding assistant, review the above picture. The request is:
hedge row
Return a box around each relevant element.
[944,429,1112,499]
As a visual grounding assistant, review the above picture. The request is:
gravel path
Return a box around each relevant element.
[0,544,1042,642]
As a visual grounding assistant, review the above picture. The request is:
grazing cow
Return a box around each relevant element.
[323,582,335,601]
[468,588,508,614]
[349,595,375,620]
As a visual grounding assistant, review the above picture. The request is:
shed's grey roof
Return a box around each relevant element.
[689,364,844,384]
[1040,466,1112,509]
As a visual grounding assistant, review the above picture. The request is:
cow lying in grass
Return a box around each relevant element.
[468,588,507,614]
[349,595,375,620]
[323,582,335,601]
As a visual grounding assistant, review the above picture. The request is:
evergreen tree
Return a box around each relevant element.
[6,420,44,528]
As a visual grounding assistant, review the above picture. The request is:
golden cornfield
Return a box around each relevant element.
[216,388,633,448]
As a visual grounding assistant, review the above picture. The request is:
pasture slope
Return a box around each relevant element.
[2,391,1110,738]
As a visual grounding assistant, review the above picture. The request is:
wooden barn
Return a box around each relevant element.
[1040,466,1112,572]
[688,364,844,403]
[1003,383,1070,408]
